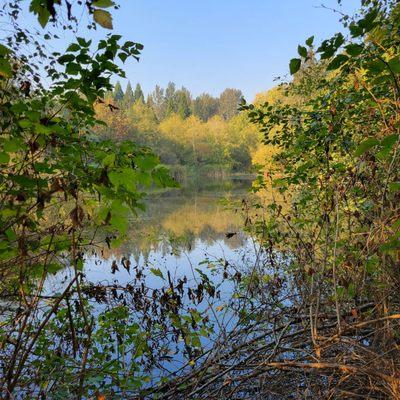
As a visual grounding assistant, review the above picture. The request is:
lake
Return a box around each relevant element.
[47,176,258,292]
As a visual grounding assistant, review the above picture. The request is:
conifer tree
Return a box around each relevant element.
[175,87,192,119]
[165,81,176,117]
[113,81,124,102]
[133,83,145,103]
[122,81,135,108]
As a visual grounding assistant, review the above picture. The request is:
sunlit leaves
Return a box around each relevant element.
[102,153,116,167]
[150,268,165,280]
[93,9,113,29]
[93,0,114,8]
[0,44,12,78]
[0,44,11,56]
[0,58,12,78]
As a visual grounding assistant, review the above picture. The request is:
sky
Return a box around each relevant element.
[27,0,361,101]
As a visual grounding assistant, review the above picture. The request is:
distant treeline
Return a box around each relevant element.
[113,81,243,121]
[95,82,261,175]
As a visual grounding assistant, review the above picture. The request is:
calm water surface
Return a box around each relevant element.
[47,176,259,294]
[43,176,271,379]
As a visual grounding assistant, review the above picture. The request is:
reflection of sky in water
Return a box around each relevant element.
[84,236,256,291]
[46,177,256,297]
[44,178,263,379]
[41,178,300,386]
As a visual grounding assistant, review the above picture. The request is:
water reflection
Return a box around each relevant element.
[46,177,255,293]
[98,177,253,263]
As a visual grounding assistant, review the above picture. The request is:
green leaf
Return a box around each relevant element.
[381,134,398,149]
[380,237,400,252]
[388,57,400,74]
[327,54,349,70]
[272,178,287,188]
[345,43,364,56]
[4,228,17,241]
[102,153,115,167]
[298,45,307,58]
[3,138,20,152]
[349,22,363,37]
[135,155,159,171]
[305,36,314,46]
[289,58,301,75]
[109,200,130,233]
[367,59,385,73]
[118,53,128,63]
[354,137,379,156]
[37,7,51,28]
[0,152,10,164]
[76,37,91,48]
[34,123,52,135]
[347,283,356,299]
[66,43,81,52]
[191,334,201,348]
[65,62,81,75]
[136,171,152,187]
[388,182,400,192]
[150,268,165,280]
[93,0,114,8]
[0,44,11,57]
[0,58,12,78]
[108,170,121,188]
[93,9,113,29]
[110,213,128,233]
[18,120,32,129]
[58,54,75,64]
[365,255,378,274]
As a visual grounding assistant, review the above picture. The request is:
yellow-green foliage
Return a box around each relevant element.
[96,102,261,172]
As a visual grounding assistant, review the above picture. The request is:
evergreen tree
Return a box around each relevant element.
[175,87,192,119]
[133,83,145,103]
[113,81,124,102]
[165,81,176,117]
[122,81,135,108]
[148,85,166,121]
[146,94,155,108]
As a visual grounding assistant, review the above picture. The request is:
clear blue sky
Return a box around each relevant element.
[30,0,361,101]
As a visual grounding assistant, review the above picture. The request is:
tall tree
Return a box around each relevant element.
[113,80,124,102]
[193,93,219,121]
[122,81,135,108]
[148,85,166,121]
[133,83,145,103]
[175,87,192,119]
[146,93,155,111]
[218,88,243,120]
[165,81,177,116]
